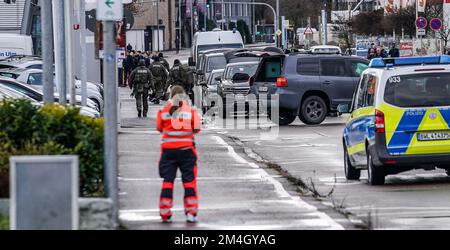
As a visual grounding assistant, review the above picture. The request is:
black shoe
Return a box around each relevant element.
[138,111,142,118]
[143,113,148,118]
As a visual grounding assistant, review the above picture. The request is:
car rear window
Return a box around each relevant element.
[384,73,450,108]
[297,58,319,76]
[207,56,227,72]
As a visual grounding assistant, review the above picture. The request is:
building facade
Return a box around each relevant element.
[128,0,176,52]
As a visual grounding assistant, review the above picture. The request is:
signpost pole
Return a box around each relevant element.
[80,0,87,106]
[41,0,54,104]
[98,0,123,225]
[53,0,67,105]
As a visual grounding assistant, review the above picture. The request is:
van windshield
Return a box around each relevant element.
[198,43,243,52]
[384,73,450,107]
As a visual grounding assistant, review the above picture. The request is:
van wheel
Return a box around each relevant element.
[344,145,361,180]
[269,110,296,126]
[299,96,328,125]
[367,152,385,186]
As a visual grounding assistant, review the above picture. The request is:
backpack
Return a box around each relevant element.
[133,67,150,92]
[151,63,166,79]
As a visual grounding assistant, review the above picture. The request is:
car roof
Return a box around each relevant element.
[226,61,260,67]
[292,54,363,60]
[205,53,225,58]
[211,69,225,74]
[0,60,42,68]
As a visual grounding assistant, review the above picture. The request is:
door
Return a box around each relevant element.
[383,73,450,156]
[319,58,356,108]
[152,28,164,52]
[346,74,375,165]
[348,59,369,85]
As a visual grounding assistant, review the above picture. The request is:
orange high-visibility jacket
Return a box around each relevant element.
[157,101,201,149]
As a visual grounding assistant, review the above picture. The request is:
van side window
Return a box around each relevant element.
[355,74,376,109]
[297,58,319,76]
[355,75,368,109]
[320,59,346,77]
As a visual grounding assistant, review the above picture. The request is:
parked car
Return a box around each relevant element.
[0,77,101,117]
[218,62,260,118]
[200,69,223,113]
[0,77,100,117]
[310,45,342,55]
[196,52,227,86]
[250,54,369,125]
[0,58,43,70]
[0,68,104,113]
[0,84,41,106]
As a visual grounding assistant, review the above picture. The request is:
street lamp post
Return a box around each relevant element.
[41,0,54,104]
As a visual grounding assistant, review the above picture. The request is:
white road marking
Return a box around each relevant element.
[119,175,283,182]
[211,135,344,230]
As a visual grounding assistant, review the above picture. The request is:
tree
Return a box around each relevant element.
[237,20,252,44]
[124,0,148,16]
[352,9,385,36]
[331,11,353,51]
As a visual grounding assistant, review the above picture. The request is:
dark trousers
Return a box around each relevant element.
[159,147,198,218]
[135,88,149,115]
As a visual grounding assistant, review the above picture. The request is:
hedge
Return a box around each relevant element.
[0,99,104,198]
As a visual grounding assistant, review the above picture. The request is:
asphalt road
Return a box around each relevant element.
[222,116,450,230]
[119,49,450,230]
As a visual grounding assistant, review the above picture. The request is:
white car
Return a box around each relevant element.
[310,45,342,55]
[0,68,104,113]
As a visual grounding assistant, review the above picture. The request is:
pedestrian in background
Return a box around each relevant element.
[127,43,133,52]
[156,85,201,223]
[175,37,180,54]
[150,56,169,104]
[389,43,400,58]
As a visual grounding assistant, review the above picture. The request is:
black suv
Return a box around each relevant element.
[250,54,369,125]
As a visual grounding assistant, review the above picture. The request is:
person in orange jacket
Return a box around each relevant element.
[156,85,201,223]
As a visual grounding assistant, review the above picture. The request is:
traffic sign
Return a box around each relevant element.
[97,0,123,21]
[430,18,443,30]
[304,26,314,35]
[415,17,427,29]
[417,28,426,36]
[276,29,282,36]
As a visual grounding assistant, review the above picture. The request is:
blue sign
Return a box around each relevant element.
[430,18,442,31]
[416,17,428,29]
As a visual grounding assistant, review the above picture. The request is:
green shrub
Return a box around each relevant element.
[0,99,104,198]
[0,215,8,230]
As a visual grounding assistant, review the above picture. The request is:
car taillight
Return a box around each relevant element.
[375,109,385,133]
[248,76,254,87]
[276,76,287,87]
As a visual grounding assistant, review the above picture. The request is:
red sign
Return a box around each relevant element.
[304,26,314,35]
[415,17,428,29]
[400,41,413,57]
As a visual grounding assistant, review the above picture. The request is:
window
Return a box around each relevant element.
[384,73,450,108]
[225,64,258,81]
[207,56,227,72]
[0,81,42,101]
[26,64,42,70]
[349,61,369,77]
[354,74,376,109]
[297,58,319,76]
[320,59,347,77]
[27,73,43,86]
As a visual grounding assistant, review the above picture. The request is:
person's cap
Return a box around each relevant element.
[174,59,180,64]
[138,59,146,66]
[158,52,164,58]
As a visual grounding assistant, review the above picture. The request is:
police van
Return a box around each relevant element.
[339,56,450,185]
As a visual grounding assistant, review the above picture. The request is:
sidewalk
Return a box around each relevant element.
[117,76,343,230]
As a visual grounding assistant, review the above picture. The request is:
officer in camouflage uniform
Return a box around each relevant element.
[167,59,187,90]
[159,52,171,72]
[149,56,169,104]
[129,59,154,118]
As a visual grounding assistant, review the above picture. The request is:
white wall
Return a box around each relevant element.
[126,30,145,52]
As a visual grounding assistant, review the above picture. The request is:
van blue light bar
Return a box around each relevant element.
[369,55,450,68]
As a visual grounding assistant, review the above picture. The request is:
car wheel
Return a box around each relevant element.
[299,96,327,125]
[344,145,361,180]
[269,110,296,126]
[367,151,385,186]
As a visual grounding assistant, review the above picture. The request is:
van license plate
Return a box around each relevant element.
[259,87,268,92]
[418,132,450,141]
